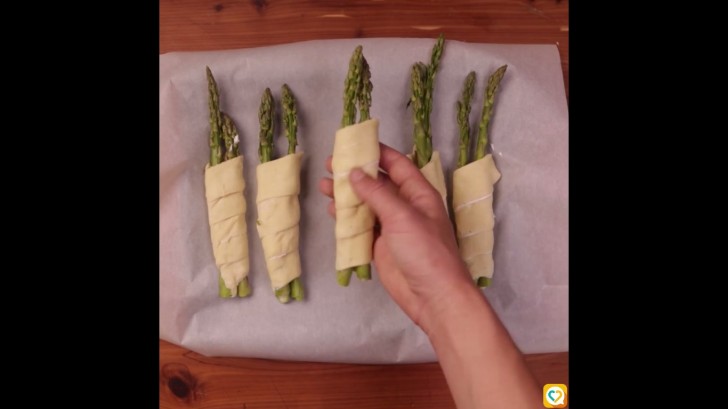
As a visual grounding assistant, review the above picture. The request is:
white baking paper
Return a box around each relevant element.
[160,38,568,363]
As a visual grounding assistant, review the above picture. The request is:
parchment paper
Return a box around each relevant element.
[160,38,568,363]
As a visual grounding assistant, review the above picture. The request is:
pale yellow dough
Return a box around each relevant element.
[410,150,448,214]
[204,156,250,296]
[452,154,501,280]
[332,119,380,270]
[255,152,303,290]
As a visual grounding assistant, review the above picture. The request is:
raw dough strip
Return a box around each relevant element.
[204,156,250,296]
[332,119,380,271]
[453,192,493,212]
[255,152,304,290]
[411,150,448,215]
[452,154,501,280]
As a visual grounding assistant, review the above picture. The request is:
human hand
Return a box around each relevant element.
[319,143,477,333]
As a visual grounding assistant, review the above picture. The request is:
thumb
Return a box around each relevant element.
[349,167,413,224]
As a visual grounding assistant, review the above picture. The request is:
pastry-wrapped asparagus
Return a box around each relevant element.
[332,45,380,286]
[453,65,507,287]
[255,85,305,303]
[410,34,448,211]
[204,67,251,298]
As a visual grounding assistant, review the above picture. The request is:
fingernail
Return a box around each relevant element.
[350,168,365,181]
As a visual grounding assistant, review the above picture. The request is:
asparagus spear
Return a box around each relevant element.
[281,83,304,301]
[473,65,507,288]
[475,65,508,161]
[207,67,223,167]
[207,67,251,298]
[221,112,239,161]
[257,88,292,303]
[257,86,305,302]
[457,72,476,168]
[351,56,374,281]
[337,45,367,286]
[411,34,445,168]
[341,45,363,128]
[357,56,373,122]
[282,84,298,155]
[258,88,275,163]
[424,34,445,142]
[411,63,429,168]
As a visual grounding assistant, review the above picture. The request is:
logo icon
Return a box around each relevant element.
[543,384,567,408]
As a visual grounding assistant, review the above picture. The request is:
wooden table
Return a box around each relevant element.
[160,1,569,407]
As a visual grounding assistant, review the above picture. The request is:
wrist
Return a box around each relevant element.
[418,274,488,340]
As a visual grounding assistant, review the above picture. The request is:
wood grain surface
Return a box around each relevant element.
[160,340,568,408]
[160,0,568,95]
[160,1,569,407]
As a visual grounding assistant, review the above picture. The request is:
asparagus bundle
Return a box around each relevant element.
[453,65,507,287]
[332,45,380,286]
[255,85,304,303]
[409,34,448,211]
[204,67,251,298]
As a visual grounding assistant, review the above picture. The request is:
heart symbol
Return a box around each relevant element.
[548,389,562,403]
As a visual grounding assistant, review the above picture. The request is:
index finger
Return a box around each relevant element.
[378,143,429,187]
[377,144,447,220]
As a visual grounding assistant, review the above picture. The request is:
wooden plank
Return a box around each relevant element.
[159,0,569,95]
[160,340,568,408]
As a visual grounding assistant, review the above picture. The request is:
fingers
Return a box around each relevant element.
[321,173,396,221]
[318,177,333,198]
[378,144,429,189]
[349,167,414,225]
[321,144,444,222]
[320,176,335,217]
[378,144,448,221]
[325,155,332,174]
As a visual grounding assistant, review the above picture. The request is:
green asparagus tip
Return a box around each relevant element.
[258,87,275,163]
[218,275,233,298]
[282,83,298,155]
[337,268,353,287]
[475,65,508,160]
[275,284,291,303]
[290,278,304,301]
[476,277,491,288]
[411,62,429,168]
[357,56,373,122]
[221,112,240,161]
[457,71,477,168]
[429,34,445,75]
[342,45,364,127]
[207,67,223,167]
[354,264,371,280]
[237,277,252,298]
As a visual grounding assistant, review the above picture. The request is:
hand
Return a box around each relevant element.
[319,143,476,333]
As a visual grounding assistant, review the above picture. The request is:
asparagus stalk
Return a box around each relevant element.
[473,65,507,288]
[475,65,508,161]
[411,34,445,168]
[351,55,374,281]
[457,72,476,168]
[411,63,429,168]
[357,56,373,122]
[257,88,293,303]
[424,34,445,142]
[342,45,363,128]
[336,46,374,284]
[207,67,251,298]
[207,66,223,167]
[258,88,275,163]
[221,112,239,161]
[281,83,304,301]
[282,84,298,155]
